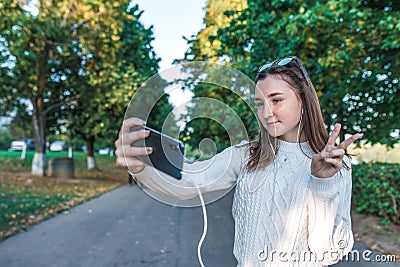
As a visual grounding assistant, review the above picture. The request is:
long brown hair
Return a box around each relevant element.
[246,59,329,171]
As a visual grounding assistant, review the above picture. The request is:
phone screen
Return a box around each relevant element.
[130,126,185,179]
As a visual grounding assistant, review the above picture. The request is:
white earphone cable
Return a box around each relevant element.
[197,187,208,267]
[195,108,303,265]
[297,109,303,143]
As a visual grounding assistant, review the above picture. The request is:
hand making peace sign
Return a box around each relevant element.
[311,124,363,178]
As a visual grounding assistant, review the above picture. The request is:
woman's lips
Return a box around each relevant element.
[267,121,279,126]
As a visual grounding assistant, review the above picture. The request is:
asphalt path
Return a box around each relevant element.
[0,185,398,267]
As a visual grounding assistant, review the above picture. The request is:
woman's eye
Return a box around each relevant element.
[272,99,282,103]
[255,102,263,107]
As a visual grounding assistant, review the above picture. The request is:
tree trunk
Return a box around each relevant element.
[339,121,346,143]
[326,114,332,135]
[338,102,346,143]
[31,43,49,176]
[86,135,96,170]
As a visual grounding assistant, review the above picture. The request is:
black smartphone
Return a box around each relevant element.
[130,125,185,179]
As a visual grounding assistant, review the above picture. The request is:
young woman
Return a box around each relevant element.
[115,56,363,266]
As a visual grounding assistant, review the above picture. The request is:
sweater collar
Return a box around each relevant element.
[277,139,314,156]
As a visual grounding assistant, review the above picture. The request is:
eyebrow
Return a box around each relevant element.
[254,92,284,101]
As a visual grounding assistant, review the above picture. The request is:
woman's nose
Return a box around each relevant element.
[262,104,273,118]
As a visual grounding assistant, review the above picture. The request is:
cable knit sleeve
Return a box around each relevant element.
[307,156,354,265]
[133,142,247,200]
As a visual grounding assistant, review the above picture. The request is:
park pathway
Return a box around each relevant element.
[0,185,398,267]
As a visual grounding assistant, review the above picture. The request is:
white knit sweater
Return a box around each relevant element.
[135,140,354,266]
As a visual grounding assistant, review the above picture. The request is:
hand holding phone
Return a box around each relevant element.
[130,125,185,179]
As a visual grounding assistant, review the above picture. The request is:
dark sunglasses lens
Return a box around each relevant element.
[277,57,294,66]
[258,63,273,72]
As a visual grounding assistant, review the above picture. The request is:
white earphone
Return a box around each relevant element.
[296,108,303,143]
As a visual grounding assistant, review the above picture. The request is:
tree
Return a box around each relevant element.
[183,0,399,147]
[0,127,12,150]
[183,0,248,63]
[0,0,73,175]
[65,3,173,169]
[0,0,174,174]
[61,0,136,169]
[177,0,255,154]
[176,64,257,156]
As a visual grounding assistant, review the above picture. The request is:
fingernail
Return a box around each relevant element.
[144,130,150,135]
[141,120,146,125]
[146,147,153,152]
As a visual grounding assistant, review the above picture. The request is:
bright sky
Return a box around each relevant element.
[131,0,206,71]
[131,0,207,111]
[26,0,206,71]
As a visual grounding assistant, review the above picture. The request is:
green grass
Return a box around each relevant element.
[0,150,126,241]
[0,150,115,170]
[0,188,76,232]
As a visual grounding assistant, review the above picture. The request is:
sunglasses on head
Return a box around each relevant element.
[258,56,310,86]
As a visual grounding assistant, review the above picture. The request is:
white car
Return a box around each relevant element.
[98,147,113,155]
[49,141,67,152]
[9,139,36,151]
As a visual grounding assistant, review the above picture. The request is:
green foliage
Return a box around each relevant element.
[0,128,12,149]
[352,162,400,225]
[66,3,160,150]
[0,1,174,169]
[183,0,399,147]
[182,0,248,63]
[0,188,75,232]
[180,82,257,154]
[6,104,33,139]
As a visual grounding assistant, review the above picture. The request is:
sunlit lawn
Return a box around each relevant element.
[348,143,400,163]
[0,150,127,241]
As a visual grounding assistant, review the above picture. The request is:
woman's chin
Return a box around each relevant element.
[267,132,296,142]
[266,131,280,138]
